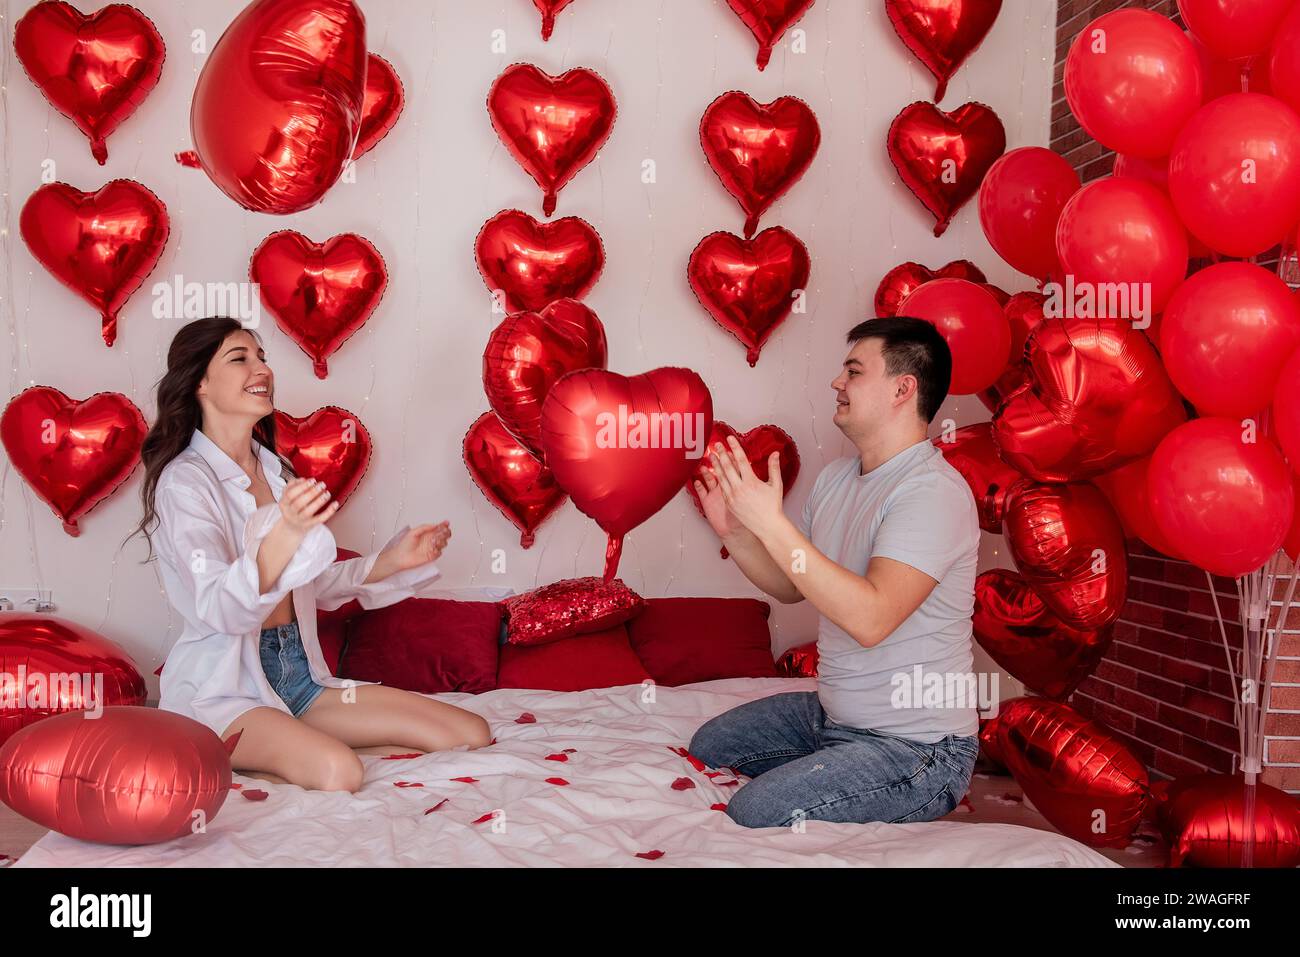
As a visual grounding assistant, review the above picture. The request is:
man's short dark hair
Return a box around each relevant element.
[844,316,952,423]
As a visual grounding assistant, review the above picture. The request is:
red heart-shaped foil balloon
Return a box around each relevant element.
[273,406,372,509]
[723,0,816,70]
[463,412,567,548]
[973,569,1113,700]
[977,291,1047,413]
[687,227,811,366]
[475,209,605,314]
[541,367,713,579]
[700,92,821,238]
[1002,482,1128,631]
[932,422,1027,533]
[533,0,577,40]
[1156,773,1300,868]
[885,0,1004,102]
[353,54,405,160]
[250,231,388,379]
[488,63,617,217]
[20,180,170,347]
[483,299,609,457]
[0,386,147,537]
[14,1,165,164]
[888,100,1006,237]
[874,259,986,317]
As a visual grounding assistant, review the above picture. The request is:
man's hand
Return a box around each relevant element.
[707,436,785,540]
[693,465,742,540]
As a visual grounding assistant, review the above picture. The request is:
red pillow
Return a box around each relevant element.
[626,597,778,686]
[497,625,651,692]
[339,598,502,694]
[316,547,365,626]
[502,576,645,646]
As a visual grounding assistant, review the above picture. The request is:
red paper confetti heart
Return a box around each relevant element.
[546,777,570,786]
[545,753,569,762]
[516,713,537,724]
[472,812,496,825]
[241,789,269,802]
[635,849,665,860]
[671,777,696,791]
[450,776,479,784]
[711,803,728,812]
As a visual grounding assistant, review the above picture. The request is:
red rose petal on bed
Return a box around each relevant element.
[711,803,728,811]
[472,812,496,825]
[229,782,242,790]
[241,789,269,801]
[450,776,479,784]
[489,738,498,745]
[424,799,450,815]
[670,777,696,791]
[544,753,569,762]
[703,770,722,778]
[515,712,537,724]
[394,781,424,788]
[562,748,576,753]
[635,849,665,860]
[545,777,569,786]
[381,752,422,760]
[668,746,709,772]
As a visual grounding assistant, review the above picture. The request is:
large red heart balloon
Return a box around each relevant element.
[995,696,1150,848]
[973,569,1113,700]
[250,231,388,379]
[20,180,169,347]
[487,63,616,217]
[273,406,372,509]
[14,1,165,164]
[723,0,816,71]
[0,706,232,846]
[533,0,577,40]
[463,411,567,548]
[353,53,405,160]
[0,386,146,536]
[687,227,811,366]
[700,92,821,238]
[0,613,146,746]
[475,209,605,314]
[976,291,1047,414]
[932,422,1027,533]
[885,0,1003,102]
[483,298,609,457]
[541,367,714,580]
[888,100,1006,237]
[191,0,367,214]
[1002,482,1128,630]
[874,259,986,318]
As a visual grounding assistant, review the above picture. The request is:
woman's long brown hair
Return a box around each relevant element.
[128,317,294,561]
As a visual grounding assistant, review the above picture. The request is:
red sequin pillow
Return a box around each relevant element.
[502,577,645,646]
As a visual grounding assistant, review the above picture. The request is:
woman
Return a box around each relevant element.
[133,317,491,793]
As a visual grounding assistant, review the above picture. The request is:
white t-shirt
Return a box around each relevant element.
[797,439,980,743]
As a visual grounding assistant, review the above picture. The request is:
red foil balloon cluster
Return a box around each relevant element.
[874,259,986,318]
[502,576,646,646]
[0,387,147,537]
[463,412,567,549]
[273,406,372,510]
[884,0,1003,102]
[1155,773,1300,868]
[475,209,605,314]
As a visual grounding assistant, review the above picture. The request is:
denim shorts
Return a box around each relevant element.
[259,620,327,718]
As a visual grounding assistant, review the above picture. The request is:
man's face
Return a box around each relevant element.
[830,337,909,439]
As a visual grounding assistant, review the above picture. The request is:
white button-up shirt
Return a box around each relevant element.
[154,427,445,737]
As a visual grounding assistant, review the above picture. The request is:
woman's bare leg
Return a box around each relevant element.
[222,706,365,792]
[298,685,491,752]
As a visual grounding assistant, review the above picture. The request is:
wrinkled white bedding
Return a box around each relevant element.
[16,677,1116,867]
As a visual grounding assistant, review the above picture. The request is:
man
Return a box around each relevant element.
[689,316,981,828]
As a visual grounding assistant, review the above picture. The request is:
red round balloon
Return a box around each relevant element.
[1110,152,1213,259]
[885,0,1003,102]
[1168,93,1300,258]
[888,100,1006,237]
[250,231,388,379]
[1160,262,1300,418]
[899,278,1010,395]
[1178,0,1294,62]
[13,1,165,165]
[1190,31,1271,100]
[1055,177,1188,315]
[463,411,566,549]
[1269,4,1300,115]
[352,53,404,160]
[1157,773,1300,868]
[1275,347,1300,475]
[483,299,609,457]
[687,227,811,366]
[273,406,372,510]
[1063,8,1203,158]
[1091,453,1185,559]
[978,147,1079,281]
[487,63,616,217]
[0,386,147,536]
[932,422,1027,533]
[700,91,821,238]
[1149,417,1295,577]
[874,260,986,318]
[20,179,170,347]
[723,0,815,71]
[191,0,367,214]
[977,291,1047,413]
[475,209,605,314]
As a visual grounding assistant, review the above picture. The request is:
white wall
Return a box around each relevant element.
[0,0,1054,696]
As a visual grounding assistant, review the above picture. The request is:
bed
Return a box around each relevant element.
[13,677,1117,867]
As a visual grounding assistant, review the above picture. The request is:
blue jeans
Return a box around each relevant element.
[689,692,978,828]
[259,620,326,718]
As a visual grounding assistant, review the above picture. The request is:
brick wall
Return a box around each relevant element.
[1050,0,1298,792]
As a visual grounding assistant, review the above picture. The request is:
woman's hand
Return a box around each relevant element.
[383,521,451,572]
[278,477,338,534]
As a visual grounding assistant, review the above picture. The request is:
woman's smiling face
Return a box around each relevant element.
[197,329,274,422]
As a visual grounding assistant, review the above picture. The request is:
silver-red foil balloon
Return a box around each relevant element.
[475,209,605,314]
[0,706,231,845]
[776,640,818,678]
[487,63,616,217]
[687,227,811,366]
[932,422,1027,534]
[352,53,404,160]
[874,259,986,318]
[463,411,567,549]
[722,0,815,71]
[885,0,1003,102]
[1155,773,1300,868]
[20,179,169,347]
[273,405,371,509]
[190,0,367,213]
[0,387,147,536]
[0,613,146,746]
[502,576,645,645]
[1003,482,1128,630]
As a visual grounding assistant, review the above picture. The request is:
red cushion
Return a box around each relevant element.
[502,576,645,645]
[339,598,502,694]
[316,547,365,626]
[496,625,651,692]
[317,617,347,675]
[626,597,778,686]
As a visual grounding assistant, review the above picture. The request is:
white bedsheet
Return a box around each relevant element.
[15,677,1116,867]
